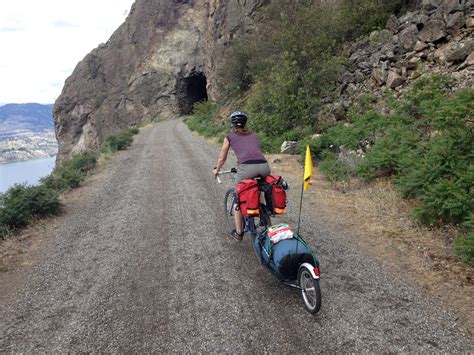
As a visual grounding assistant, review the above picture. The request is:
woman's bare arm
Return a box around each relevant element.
[213,138,230,176]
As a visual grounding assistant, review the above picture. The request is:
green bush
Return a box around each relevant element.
[246,126,312,153]
[216,0,396,142]
[42,151,98,191]
[0,224,12,240]
[59,166,85,189]
[297,137,324,160]
[217,38,256,96]
[318,152,351,183]
[313,75,473,233]
[64,150,98,172]
[41,168,81,191]
[299,75,473,262]
[455,233,474,264]
[415,175,473,226]
[0,184,60,229]
[104,132,132,151]
[454,214,474,264]
[101,127,139,153]
[337,0,397,41]
[257,132,284,153]
[1,127,139,238]
[185,101,227,138]
[129,127,139,135]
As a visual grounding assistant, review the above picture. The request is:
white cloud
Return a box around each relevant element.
[0,0,135,104]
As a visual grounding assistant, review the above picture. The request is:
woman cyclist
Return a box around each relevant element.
[213,111,271,241]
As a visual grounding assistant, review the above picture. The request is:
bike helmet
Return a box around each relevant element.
[229,111,248,128]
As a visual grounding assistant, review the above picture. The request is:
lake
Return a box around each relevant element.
[0,156,56,193]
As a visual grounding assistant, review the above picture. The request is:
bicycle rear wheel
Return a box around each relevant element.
[257,204,271,233]
[247,204,271,237]
[224,188,236,233]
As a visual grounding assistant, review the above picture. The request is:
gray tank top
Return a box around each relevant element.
[227,132,266,164]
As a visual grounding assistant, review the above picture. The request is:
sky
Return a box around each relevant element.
[0,0,136,105]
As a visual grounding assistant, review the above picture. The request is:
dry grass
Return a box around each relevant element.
[268,153,473,330]
[0,216,56,272]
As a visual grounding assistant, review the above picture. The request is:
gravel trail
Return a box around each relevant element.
[0,120,472,352]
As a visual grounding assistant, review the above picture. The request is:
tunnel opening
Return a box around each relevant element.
[177,72,208,114]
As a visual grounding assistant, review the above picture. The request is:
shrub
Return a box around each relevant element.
[455,233,474,264]
[42,151,98,191]
[104,132,132,151]
[0,224,12,240]
[101,127,139,153]
[318,152,351,183]
[41,168,81,191]
[185,101,227,138]
[216,0,396,141]
[58,166,85,189]
[314,75,473,234]
[63,150,98,172]
[0,184,60,229]
[414,175,473,226]
[0,127,139,238]
[454,214,474,264]
[337,0,397,41]
[217,38,255,95]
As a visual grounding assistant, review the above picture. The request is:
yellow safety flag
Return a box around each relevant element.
[303,144,313,191]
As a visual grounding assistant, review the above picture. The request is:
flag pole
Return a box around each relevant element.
[297,144,313,235]
[296,172,305,235]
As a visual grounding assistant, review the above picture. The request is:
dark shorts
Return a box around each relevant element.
[236,162,271,182]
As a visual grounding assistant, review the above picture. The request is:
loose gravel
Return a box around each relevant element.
[0,120,472,352]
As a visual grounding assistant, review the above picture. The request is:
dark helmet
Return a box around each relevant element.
[229,111,248,128]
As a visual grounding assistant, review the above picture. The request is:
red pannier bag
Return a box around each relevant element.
[236,179,260,217]
[265,175,287,215]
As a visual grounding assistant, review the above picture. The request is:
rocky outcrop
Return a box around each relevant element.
[55,0,472,162]
[330,0,473,121]
[54,0,267,162]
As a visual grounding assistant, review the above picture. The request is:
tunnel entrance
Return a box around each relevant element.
[177,72,208,114]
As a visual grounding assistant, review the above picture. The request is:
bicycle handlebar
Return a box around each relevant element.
[215,169,237,184]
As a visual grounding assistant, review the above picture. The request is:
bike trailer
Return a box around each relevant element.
[254,224,319,282]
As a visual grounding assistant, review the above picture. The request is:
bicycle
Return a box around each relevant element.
[217,168,322,314]
[218,168,271,238]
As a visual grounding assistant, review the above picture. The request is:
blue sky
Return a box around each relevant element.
[0,0,135,104]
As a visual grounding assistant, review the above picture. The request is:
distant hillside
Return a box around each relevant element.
[0,103,54,133]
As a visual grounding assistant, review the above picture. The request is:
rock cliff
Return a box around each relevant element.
[54,0,267,162]
[55,0,471,162]
[321,0,473,124]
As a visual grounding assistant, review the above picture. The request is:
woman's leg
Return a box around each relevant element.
[234,205,243,233]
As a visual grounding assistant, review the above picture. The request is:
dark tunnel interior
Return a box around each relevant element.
[177,72,208,114]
